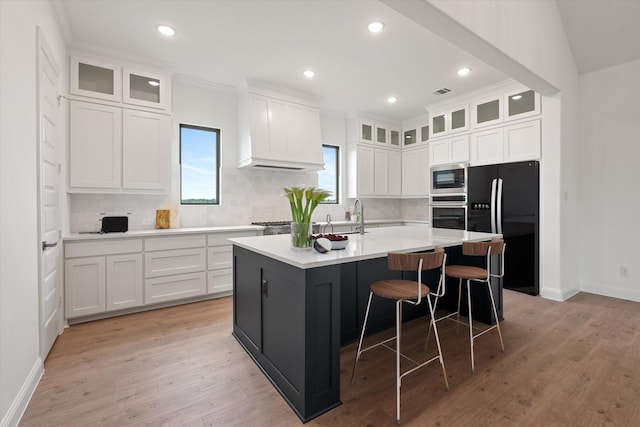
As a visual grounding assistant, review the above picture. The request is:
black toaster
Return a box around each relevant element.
[101,216,128,233]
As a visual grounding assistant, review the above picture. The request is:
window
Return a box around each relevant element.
[318,145,339,204]
[180,124,220,205]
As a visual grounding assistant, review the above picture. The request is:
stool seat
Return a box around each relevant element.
[371,280,429,300]
[445,265,487,280]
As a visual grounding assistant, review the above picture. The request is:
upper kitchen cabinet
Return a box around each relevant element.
[429,105,469,139]
[69,54,172,113]
[69,101,122,189]
[401,145,430,197]
[401,114,429,148]
[123,67,170,111]
[69,56,122,103]
[472,95,502,128]
[68,100,171,194]
[389,127,401,148]
[359,119,374,144]
[348,116,401,149]
[237,82,324,170]
[504,89,540,121]
[429,134,470,166]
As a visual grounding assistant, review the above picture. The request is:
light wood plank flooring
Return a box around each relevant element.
[21,290,640,426]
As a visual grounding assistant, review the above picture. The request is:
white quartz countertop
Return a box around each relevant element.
[229,226,501,269]
[63,219,423,242]
[63,225,263,241]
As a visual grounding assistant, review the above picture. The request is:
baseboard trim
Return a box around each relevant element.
[580,281,640,303]
[539,285,579,302]
[0,357,43,427]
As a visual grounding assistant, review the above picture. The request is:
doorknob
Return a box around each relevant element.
[42,241,58,251]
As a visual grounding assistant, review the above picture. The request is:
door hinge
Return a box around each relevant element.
[58,163,61,174]
[58,295,62,307]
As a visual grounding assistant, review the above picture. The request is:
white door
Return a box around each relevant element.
[37,29,63,359]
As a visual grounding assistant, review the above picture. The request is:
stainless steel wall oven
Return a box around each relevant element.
[430,194,467,230]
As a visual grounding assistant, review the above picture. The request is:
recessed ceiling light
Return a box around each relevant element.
[387,96,397,104]
[303,70,315,78]
[512,94,523,100]
[148,80,160,87]
[457,67,471,76]
[157,25,175,36]
[368,21,384,33]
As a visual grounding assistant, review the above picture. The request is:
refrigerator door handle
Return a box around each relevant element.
[490,178,497,234]
[496,178,504,234]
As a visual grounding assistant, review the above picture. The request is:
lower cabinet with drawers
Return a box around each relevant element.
[64,229,259,321]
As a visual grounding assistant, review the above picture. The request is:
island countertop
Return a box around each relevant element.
[229,226,501,269]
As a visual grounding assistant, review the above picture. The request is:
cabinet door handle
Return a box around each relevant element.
[261,279,269,297]
[42,241,58,251]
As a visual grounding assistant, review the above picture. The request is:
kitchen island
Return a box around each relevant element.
[230,226,501,422]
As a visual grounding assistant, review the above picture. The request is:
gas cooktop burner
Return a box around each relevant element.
[251,221,291,226]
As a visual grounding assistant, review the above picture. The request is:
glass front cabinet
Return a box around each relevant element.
[70,55,171,112]
[123,68,170,110]
[70,56,122,103]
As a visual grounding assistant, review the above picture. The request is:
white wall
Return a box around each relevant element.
[0,1,66,426]
[578,59,640,301]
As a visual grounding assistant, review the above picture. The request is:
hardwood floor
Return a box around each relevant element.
[21,290,640,426]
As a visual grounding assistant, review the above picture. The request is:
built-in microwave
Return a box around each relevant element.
[430,163,467,195]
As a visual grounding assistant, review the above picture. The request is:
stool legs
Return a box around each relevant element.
[466,280,475,373]
[487,280,505,352]
[467,279,505,373]
[396,300,402,425]
[351,291,374,384]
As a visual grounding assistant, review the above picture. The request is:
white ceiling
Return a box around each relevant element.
[556,0,640,74]
[56,0,640,122]
[56,0,508,122]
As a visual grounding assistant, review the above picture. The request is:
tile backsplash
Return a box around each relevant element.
[69,167,428,232]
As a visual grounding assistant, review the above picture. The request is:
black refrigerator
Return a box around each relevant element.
[467,160,539,295]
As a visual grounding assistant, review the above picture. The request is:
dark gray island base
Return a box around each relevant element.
[232,246,342,422]
[231,227,502,422]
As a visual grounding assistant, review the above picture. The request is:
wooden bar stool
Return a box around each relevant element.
[444,239,505,373]
[350,248,449,425]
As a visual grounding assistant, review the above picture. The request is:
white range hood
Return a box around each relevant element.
[237,80,325,171]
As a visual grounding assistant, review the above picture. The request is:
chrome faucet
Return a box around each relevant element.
[353,199,365,235]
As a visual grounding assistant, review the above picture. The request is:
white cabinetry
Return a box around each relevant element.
[69,56,121,103]
[401,114,429,148]
[144,235,207,304]
[504,89,540,121]
[374,148,389,195]
[503,120,541,162]
[122,109,170,191]
[402,146,430,197]
[387,150,402,196]
[430,105,469,138]
[68,100,170,193]
[470,120,540,165]
[68,53,172,194]
[65,239,143,318]
[470,127,504,165]
[70,54,171,112]
[347,114,402,197]
[348,144,401,198]
[472,96,502,128]
[429,134,470,166]
[122,67,170,111]
[347,145,375,197]
[207,231,258,295]
[69,101,122,189]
